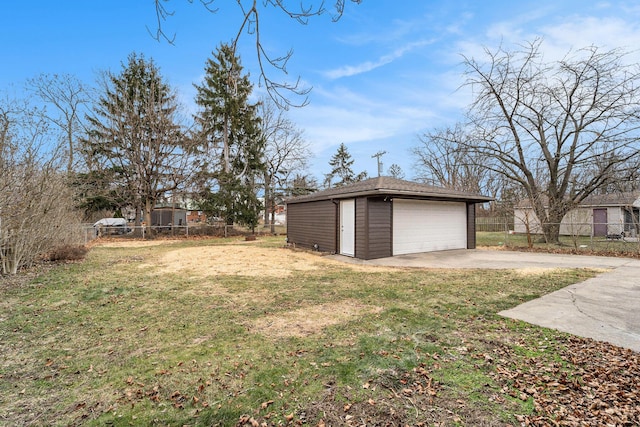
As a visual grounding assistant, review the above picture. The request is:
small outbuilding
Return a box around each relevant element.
[514,192,640,238]
[286,177,492,260]
[151,206,187,227]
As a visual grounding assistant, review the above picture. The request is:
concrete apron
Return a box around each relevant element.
[329,249,640,353]
[499,265,640,353]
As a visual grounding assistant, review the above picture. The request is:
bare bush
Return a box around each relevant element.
[0,96,84,275]
[44,244,88,262]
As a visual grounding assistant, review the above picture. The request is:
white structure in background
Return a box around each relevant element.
[514,192,640,238]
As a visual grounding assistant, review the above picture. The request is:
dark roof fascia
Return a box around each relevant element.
[286,177,494,205]
[287,188,493,204]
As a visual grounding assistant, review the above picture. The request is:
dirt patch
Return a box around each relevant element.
[251,300,383,338]
[126,240,393,278]
[151,245,333,277]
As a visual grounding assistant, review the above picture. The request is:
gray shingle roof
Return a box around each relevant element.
[286,176,493,204]
[515,191,640,208]
[581,191,640,206]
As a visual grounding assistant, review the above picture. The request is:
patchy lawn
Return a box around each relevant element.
[1,237,638,426]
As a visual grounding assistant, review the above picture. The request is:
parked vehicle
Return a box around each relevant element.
[93,218,131,236]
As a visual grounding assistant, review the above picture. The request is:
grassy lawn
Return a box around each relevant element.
[477,230,640,256]
[0,236,620,425]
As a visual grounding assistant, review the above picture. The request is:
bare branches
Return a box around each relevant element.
[258,97,310,230]
[149,0,220,44]
[413,124,500,198]
[234,1,312,108]
[0,97,83,274]
[26,73,91,173]
[152,0,361,108]
[452,40,640,242]
[149,0,177,43]
[265,0,325,23]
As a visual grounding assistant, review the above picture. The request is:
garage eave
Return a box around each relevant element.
[286,176,493,205]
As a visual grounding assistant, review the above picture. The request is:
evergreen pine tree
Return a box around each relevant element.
[328,143,367,186]
[84,53,185,233]
[194,43,265,229]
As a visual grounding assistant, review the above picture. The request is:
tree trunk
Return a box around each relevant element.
[144,199,153,236]
[131,204,143,237]
[263,172,271,226]
[541,222,561,244]
[540,207,567,244]
[270,208,276,234]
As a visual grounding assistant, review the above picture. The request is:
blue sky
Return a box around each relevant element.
[3,1,640,181]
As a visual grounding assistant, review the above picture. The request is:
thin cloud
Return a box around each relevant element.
[324,39,434,79]
[541,16,640,52]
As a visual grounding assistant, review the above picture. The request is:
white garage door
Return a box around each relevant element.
[393,199,467,255]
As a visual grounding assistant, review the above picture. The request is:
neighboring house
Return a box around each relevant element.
[286,176,492,260]
[157,194,205,223]
[187,210,206,223]
[151,206,188,227]
[514,192,640,237]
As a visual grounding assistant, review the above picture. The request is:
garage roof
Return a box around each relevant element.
[286,176,493,204]
[516,191,640,208]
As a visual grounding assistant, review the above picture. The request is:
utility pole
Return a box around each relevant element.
[372,151,386,177]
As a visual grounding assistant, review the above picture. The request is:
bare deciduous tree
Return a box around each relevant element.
[428,40,640,243]
[26,73,90,173]
[413,124,498,196]
[258,98,310,232]
[387,163,405,179]
[153,0,362,108]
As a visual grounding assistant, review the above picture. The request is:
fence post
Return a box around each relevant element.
[504,217,509,246]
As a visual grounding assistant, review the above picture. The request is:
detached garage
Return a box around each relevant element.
[286,177,492,260]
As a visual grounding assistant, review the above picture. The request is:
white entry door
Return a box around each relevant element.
[340,199,355,256]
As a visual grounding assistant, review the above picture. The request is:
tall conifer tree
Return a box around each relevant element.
[84,53,186,233]
[328,143,367,187]
[194,43,264,229]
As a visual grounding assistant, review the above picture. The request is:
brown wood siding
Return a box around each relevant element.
[355,198,367,259]
[467,203,476,249]
[366,197,392,259]
[287,200,337,253]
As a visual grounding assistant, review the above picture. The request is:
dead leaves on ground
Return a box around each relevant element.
[488,336,640,426]
[237,335,640,427]
[108,336,638,426]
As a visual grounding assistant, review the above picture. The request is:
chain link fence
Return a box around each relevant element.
[83,222,287,245]
[476,216,640,255]
[83,223,247,243]
[83,217,640,256]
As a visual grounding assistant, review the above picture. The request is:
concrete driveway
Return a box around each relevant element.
[329,249,640,353]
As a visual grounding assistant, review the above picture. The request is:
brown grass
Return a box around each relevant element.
[90,238,394,277]
[251,299,384,338]
[3,236,613,426]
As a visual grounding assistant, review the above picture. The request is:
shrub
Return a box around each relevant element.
[45,245,89,262]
